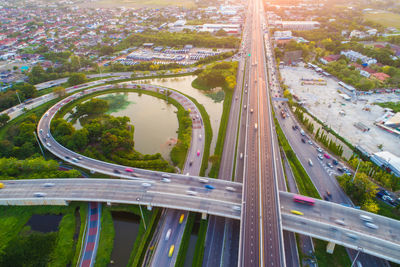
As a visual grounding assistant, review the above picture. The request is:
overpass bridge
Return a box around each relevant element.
[1,179,399,263]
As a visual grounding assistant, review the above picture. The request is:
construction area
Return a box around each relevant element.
[280,63,400,157]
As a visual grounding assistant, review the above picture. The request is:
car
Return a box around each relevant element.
[308,159,313,166]
[131,173,138,177]
[198,178,209,183]
[189,161,193,166]
[318,154,324,160]
[244,105,247,109]
[161,174,171,178]
[46,142,51,147]
[346,233,359,240]
[39,129,43,133]
[317,147,323,153]
[326,191,332,197]
[290,210,303,215]
[326,162,333,168]
[301,138,306,143]
[197,150,200,156]
[254,123,258,130]
[179,214,185,224]
[240,153,243,159]
[250,108,254,113]
[43,183,55,187]
[65,156,70,159]
[0,183,4,189]
[141,182,152,187]
[307,140,313,145]
[332,159,339,165]
[72,158,78,162]
[334,219,347,226]
[292,126,296,130]
[300,130,305,136]
[34,192,46,197]
[324,195,329,201]
[46,133,50,138]
[77,156,83,160]
[165,229,172,241]
[225,186,236,192]
[186,190,198,196]
[245,89,248,94]
[337,167,344,173]
[365,222,379,229]
[232,205,241,211]
[324,154,331,159]
[204,184,215,190]
[199,134,202,140]
[168,245,175,257]
[235,96,238,100]
[359,214,373,223]
[160,177,171,183]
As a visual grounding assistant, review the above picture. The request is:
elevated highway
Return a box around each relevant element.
[0,180,399,263]
[0,179,242,219]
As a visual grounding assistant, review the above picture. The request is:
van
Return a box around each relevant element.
[308,159,313,166]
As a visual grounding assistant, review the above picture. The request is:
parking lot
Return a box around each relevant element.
[281,63,400,157]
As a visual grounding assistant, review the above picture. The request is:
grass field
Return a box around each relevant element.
[364,12,400,29]
[80,0,195,8]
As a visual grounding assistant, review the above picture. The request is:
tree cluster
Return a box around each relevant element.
[193,61,238,90]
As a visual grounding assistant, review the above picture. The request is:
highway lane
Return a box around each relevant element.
[239,0,285,264]
[280,191,400,264]
[0,179,242,219]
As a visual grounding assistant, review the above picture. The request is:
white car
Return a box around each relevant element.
[141,183,152,187]
[232,205,241,211]
[225,186,236,192]
[186,190,197,196]
[161,174,171,178]
[359,214,373,222]
[365,222,379,229]
[334,219,346,226]
[161,178,171,183]
[165,229,172,240]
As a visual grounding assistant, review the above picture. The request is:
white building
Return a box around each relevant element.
[271,21,320,30]
[340,50,377,65]
[370,151,400,177]
[200,23,241,34]
[273,31,292,38]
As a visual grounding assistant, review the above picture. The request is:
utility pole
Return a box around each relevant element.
[33,131,46,159]
[136,197,147,230]
[16,91,22,105]
[352,157,361,183]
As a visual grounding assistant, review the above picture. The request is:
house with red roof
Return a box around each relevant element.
[372,72,390,82]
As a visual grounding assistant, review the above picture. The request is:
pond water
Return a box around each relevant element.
[137,75,224,157]
[109,211,141,267]
[26,214,62,233]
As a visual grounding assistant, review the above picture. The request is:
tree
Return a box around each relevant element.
[12,83,37,99]
[99,45,114,56]
[68,73,88,86]
[53,86,66,98]
[0,114,10,127]
[215,29,227,36]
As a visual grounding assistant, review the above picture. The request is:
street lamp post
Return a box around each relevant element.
[33,131,46,159]
[16,91,22,105]
[136,197,147,230]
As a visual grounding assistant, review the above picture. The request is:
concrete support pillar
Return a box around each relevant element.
[327,242,335,254]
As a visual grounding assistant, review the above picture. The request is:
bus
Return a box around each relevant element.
[293,195,315,206]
